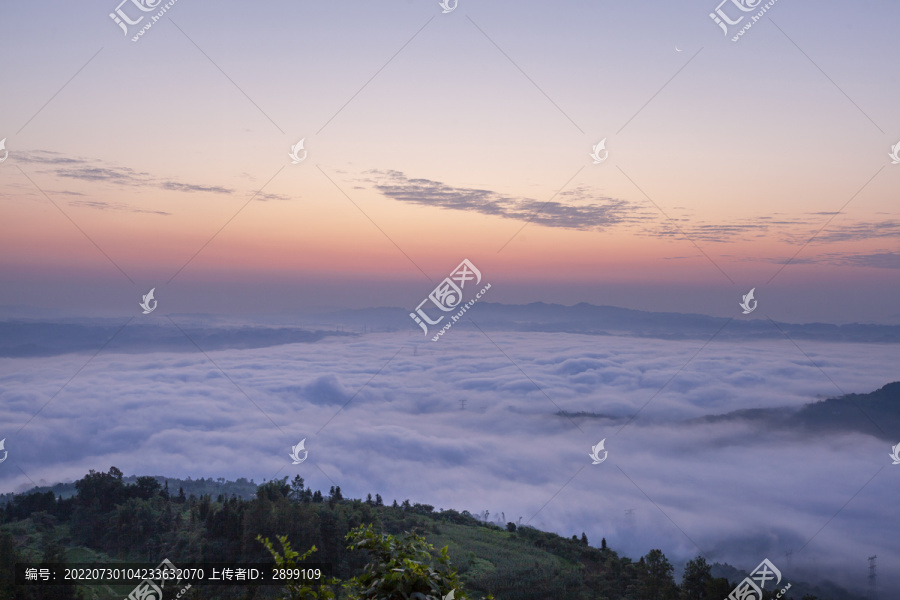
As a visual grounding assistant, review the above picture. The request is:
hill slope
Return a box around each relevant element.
[0,469,868,600]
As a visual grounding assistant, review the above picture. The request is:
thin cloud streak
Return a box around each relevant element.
[368,169,647,231]
[15,150,235,195]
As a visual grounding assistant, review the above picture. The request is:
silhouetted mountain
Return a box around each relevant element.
[0,321,350,357]
[695,381,900,441]
[2,302,898,356]
[311,302,900,343]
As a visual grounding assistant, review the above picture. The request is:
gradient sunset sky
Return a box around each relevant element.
[1,0,898,321]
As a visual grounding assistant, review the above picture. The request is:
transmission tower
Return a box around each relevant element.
[867,555,877,600]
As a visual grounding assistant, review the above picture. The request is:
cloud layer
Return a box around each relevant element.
[1,331,897,590]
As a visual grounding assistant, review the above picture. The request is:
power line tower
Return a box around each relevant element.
[784,549,793,569]
[867,555,877,600]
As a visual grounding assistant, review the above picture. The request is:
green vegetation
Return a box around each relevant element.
[257,525,485,600]
[0,467,860,599]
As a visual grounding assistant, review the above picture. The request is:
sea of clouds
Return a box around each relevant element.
[0,330,897,592]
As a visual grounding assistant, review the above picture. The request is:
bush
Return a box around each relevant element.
[257,535,339,600]
[260,524,492,600]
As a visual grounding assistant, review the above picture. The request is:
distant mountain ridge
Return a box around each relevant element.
[0,321,350,357]
[1,302,898,357]
[0,474,259,506]
[309,301,900,342]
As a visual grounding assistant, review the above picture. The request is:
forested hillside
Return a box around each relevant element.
[0,468,861,600]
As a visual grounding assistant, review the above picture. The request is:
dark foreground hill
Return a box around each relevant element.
[0,468,866,600]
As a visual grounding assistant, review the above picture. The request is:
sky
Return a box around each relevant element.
[0,0,899,322]
[1,0,900,596]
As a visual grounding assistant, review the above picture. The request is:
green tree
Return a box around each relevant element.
[681,555,711,599]
[132,476,162,500]
[257,535,338,600]
[705,576,733,599]
[72,467,127,547]
[639,549,678,600]
[344,524,487,600]
[326,486,343,504]
[258,477,291,502]
[260,525,490,600]
[0,531,19,599]
[40,538,83,599]
[291,476,305,501]
[74,467,125,512]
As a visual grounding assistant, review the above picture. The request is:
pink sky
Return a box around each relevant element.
[0,1,898,321]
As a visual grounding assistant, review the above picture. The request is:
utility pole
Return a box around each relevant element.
[867,555,877,600]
